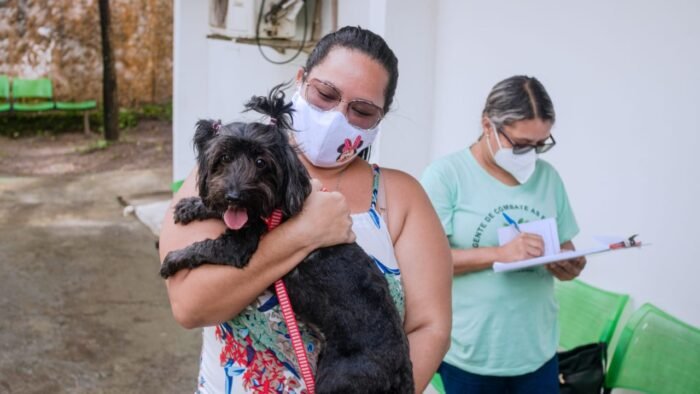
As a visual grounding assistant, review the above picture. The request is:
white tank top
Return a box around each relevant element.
[195,165,404,394]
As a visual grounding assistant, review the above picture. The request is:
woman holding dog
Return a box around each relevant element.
[420,75,586,393]
[159,26,452,393]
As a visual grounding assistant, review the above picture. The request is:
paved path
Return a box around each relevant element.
[0,170,200,393]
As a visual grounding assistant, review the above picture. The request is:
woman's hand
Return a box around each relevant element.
[287,178,355,250]
[546,256,586,280]
[546,240,586,280]
[498,232,545,262]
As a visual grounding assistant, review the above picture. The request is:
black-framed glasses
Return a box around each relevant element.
[303,78,384,130]
[498,128,556,155]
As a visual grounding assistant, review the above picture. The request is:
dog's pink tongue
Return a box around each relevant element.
[223,208,248,230]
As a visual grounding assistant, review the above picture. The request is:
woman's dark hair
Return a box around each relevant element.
[303,26,399,113]
[244,82,295,130]
[482,75,555,131]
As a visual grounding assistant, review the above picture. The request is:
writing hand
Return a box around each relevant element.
[497,232,545,262]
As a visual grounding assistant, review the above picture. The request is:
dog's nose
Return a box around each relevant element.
[225,192,241,203]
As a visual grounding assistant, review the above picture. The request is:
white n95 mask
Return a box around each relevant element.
[486,120,538,184]
[291,92,379,168]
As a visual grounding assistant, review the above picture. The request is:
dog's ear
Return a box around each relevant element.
[280,144,311,217]
[196,156,210,201]
[193,120,219,200]
[193,120,220,154]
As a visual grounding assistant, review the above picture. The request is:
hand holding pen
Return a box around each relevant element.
[500,212,586,279]
[497,212,545,262]
[502,212,522,233]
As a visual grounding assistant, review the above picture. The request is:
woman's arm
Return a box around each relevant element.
[159,169,355,329]
[384,170,453,393]
[451,232,545,274]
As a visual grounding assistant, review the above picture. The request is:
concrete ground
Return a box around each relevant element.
[0,169,200,393]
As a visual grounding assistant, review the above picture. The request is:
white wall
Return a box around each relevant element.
[174,0,438,180]
[380,0,438,176]
[337,0,438,176]
[172,0,315,181]
[173,0,700,327]
[430,0,700,327]
[205,41,303,122]
[173,0,210,182]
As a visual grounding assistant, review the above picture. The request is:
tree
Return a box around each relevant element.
[98,0,119,141]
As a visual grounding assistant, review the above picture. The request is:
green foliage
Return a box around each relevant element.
[0,113,100,137]
[0,102,172,138]
[119,108,138,129]
[75,138,110,154]
[139,102,172,120]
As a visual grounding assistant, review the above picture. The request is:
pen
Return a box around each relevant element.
[610,234,641,249]
[502,212,521,233]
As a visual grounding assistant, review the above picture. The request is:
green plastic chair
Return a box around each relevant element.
[11,78,55,111]
[604,303,700,394]
[55,100,97,111]
[430,373,446,393]
[555,280,630,351]
[56,100,97,111]
[0,75,11,112]
[56,99,98,134]
[171,179,185,193]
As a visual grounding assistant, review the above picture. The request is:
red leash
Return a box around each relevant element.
[265,209,316,393]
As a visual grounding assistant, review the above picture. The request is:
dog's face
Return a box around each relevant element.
[193,120,311,230]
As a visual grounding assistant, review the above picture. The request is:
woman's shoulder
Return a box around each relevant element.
[535,158,564,182]
[380,167,438,210]
[376,166,432,209]
[374,166,440,239]
[377,167,422,192]
[536,157,556,171]
[426,148,470,171]
[420,149,474,185]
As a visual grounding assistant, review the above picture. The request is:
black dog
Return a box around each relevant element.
[159,86,414,393]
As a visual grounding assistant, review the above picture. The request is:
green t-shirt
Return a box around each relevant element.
[421,148,579,376]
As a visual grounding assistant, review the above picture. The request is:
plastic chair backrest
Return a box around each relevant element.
[605,303,700,394]
[430,373,446,394]
[555,279,629,350]
[12,78,53,100]
[171,179,184,193]
[0,75,9,99]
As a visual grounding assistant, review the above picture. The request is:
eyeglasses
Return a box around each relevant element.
[498,128,556,155]
[303,78,384,130]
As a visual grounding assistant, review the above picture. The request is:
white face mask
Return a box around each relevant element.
[486,120,538,184]
[291,92,380,168]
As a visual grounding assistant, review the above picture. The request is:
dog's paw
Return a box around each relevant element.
[159,266,171,279]
[160,250,187,278]
[173,197,205,224]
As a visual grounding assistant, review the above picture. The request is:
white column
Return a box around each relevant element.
[337,0,438,177]
[172,0,210,182]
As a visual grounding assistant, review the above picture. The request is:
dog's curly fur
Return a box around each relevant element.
[159,85,414,393]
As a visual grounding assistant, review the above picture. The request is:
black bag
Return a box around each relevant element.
[557,342,607,394]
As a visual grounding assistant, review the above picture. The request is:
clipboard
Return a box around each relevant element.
[493,234,643,273]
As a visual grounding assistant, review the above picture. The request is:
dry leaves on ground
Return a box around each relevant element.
[0,120,172,176]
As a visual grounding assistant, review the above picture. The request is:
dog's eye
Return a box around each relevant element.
[255,158,266,169]
[221,154,232,163]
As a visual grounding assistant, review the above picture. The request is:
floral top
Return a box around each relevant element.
[196,165,405,394]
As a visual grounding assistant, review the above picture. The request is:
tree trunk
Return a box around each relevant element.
[99,0,119,141]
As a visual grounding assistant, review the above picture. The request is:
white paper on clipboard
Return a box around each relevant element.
[493,244,611,273]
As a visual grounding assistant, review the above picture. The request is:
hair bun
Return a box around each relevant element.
[244,82,294,130]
